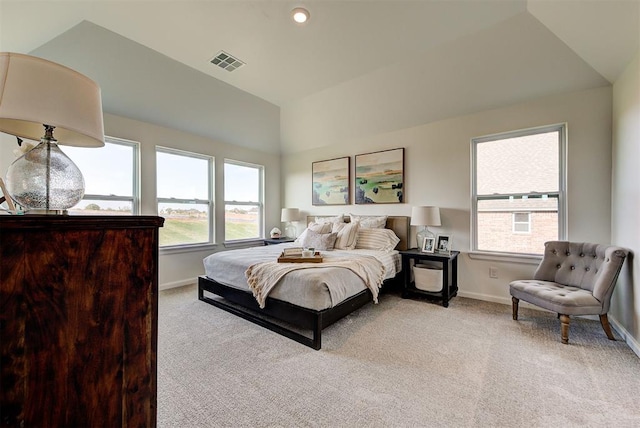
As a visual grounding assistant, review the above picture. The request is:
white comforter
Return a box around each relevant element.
[203,244,401,311]
[246,252,386,308]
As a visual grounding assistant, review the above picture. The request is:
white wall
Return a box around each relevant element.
[611,52,640,354]
[282,86,613,305]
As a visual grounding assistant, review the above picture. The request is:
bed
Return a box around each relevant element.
[198,215,409,349]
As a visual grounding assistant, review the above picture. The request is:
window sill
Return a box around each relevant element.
[468,251,542,265]
[223,239,265,249]
[160,243,218,255]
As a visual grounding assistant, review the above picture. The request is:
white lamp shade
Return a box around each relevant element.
[410,206,441,226]
[0,52,104,147]
[281,208,299,222]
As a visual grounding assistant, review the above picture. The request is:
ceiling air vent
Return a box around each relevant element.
[210,51,245,72]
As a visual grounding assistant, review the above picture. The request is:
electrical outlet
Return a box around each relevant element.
[489,267,498,278]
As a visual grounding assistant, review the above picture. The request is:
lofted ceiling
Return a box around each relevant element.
[0,0,638,154]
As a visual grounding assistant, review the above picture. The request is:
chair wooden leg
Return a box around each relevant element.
[599,314,616,340]
[512,297,519,320]
[559,314,570,344]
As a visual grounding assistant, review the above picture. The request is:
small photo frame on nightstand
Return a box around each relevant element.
[435,234,452,255]
[421,237,435,253]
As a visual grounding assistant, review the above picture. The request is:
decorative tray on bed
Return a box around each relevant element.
[277,248,323,263]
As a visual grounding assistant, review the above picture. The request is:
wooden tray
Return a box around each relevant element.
[277,252,323,263]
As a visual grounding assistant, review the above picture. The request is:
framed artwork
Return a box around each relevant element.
[436,234,452,255]
[355,148,404,204]
[312,157,350,205]
[422,237,435,253]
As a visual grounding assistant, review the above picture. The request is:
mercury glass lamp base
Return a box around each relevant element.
[5,140,85,212]
[285,223,297,239]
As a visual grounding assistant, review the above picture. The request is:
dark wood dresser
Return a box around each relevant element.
[0,215,164,427]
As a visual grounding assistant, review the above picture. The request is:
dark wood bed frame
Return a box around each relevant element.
[198,215,410,350]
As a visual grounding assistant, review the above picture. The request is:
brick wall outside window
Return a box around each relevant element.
[478,211,557,254]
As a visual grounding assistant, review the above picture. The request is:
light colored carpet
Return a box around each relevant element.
[158,285,640,427]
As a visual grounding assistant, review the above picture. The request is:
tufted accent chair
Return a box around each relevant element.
[510,241,628,344]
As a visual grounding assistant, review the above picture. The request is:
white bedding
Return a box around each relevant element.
[203,244,401,311]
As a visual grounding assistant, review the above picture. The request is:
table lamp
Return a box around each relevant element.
[281,208,299,238]
[0,52,104,213]
[411,206,441,250]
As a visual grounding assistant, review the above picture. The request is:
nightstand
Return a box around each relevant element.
[264,237,296,245]
[399,249,460,307]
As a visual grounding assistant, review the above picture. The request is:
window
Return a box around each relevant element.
[512,212,531,234]
[156,147,213,247]
[472,124,566,255]
[224,160,264,241]
[65,136,139,215]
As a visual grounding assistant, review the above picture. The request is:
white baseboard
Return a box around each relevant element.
[160,278,197,291]
[457,290,510,305]
[610,316,640,358]
[457,290,546,312]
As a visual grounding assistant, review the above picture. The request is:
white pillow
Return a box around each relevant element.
[314,215,344,224]
[332,221,360,250]
[308,222,332,233]
[349,214,387,229]
[294,222,333,244]
[355,228,400,252]
[298,230,338,251]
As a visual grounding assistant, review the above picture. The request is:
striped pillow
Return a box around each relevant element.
[355,228,400,252]
[332,221,360,250]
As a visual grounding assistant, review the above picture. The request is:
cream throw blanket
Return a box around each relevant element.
[246,256,386,309]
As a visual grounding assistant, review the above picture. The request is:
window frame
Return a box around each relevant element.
[471,123,567,258]
[223,159,265,243]
[156,146,214,248]
[68,136,140,214]
[512,212,531,234]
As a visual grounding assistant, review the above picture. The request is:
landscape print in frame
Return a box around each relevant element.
[355,148,404,204]
[312,157,350,205]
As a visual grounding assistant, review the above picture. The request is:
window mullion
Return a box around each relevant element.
[83,194,134,201]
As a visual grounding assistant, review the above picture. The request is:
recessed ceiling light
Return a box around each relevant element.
[291,7,310,24]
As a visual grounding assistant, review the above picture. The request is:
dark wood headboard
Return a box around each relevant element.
[306,215,410,251]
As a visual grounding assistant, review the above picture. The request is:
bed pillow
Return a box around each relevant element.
[332,221,360,250]
[314,214,344,224]
[355,228,400,252]
[308,222,332,233]
[298,229,338,251]
[348,214,388,229]
[294,221,333,244]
